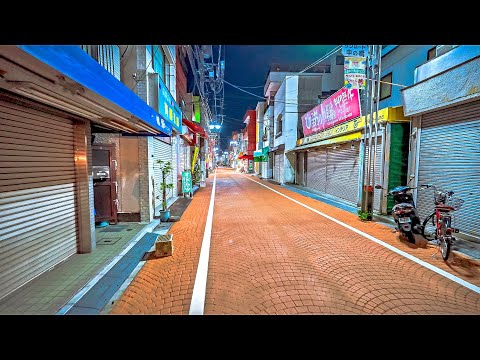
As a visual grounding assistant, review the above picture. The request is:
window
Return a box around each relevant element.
[275,113,283,137]
[427,46,436,61]
[379,73,392,101]
[336,55,344,65]
[151,45,165,81]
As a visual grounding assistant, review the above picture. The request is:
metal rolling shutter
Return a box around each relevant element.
[326,141,360,204]
[274,153,280,182]
[417,101,480,238]
[153,138,174,210]
[296,152,305,186]
[274,152,284,183]
[171,136,178,198]
[306,148,327,193]
[0,99,78,299]
[364,136,383,211]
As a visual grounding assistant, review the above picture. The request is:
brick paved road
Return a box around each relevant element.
[111,168,480,315]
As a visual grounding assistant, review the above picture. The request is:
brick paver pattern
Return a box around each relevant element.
[111,169,480,315]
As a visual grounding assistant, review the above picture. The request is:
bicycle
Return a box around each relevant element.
[420,184,464,261]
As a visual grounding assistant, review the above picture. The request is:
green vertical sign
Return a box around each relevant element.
[182,171,193,194]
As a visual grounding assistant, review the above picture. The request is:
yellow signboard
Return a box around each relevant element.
[297,106,409,146]
[191,146,199,173]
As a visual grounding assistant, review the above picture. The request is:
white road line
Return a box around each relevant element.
[189,170,217,315]
[242,175,480,295]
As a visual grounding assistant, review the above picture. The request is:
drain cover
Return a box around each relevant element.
[97,237,121,245]
[100,226,129,233]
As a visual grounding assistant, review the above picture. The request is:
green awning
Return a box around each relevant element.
[254,146,269,162]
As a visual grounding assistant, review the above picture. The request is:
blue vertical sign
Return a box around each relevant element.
[158,79,182,132]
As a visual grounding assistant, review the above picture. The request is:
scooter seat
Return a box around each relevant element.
[393,203,415,210]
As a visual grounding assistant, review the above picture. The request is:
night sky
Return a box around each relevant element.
[219,45,338,150]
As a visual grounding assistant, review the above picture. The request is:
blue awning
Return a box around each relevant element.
[18,45,173,136]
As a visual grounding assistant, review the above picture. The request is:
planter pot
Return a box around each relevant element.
[159,210,170,222]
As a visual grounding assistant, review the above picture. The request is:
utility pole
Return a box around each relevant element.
[360,45,382,218]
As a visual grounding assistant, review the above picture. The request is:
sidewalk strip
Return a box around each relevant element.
[189,170,217,315]
[242,175,480,295]
[56,219,160,315]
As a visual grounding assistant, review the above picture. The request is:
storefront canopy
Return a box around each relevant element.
[18,45,173,136]
[254,146,269,162]
[182,118,207,138]
[238,153,253,160]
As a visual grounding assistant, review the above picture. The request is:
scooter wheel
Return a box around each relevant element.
[406,231,415,244]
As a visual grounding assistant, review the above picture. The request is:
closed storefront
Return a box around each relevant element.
[293,106,409,212]
[296,152,306,187]
[153,137,175,212]
[326,141,361,205]
[0,96,79,299]
[415,100,480,238]
[304,142,360,205]
[274,152,284,183]
[306,148,327,193]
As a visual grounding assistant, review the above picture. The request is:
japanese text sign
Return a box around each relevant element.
[301,87,361,136]
[344,56,367,90]
[342,45,368,57]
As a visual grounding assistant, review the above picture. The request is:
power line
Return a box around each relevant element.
[223,79,266,100]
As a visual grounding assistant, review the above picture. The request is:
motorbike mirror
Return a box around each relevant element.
[374,185,382,189]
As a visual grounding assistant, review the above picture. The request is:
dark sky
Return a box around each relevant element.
[219,45,337,150]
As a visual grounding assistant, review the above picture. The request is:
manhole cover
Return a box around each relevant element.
[97,237,121,245]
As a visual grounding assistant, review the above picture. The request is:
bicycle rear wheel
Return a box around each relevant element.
[421,212,437,241]
[439,221,451,260]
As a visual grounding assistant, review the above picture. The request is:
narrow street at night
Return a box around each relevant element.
[110,168,480,315]
[1,44,479,318]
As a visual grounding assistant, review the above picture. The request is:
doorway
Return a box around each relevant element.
[92,144,118,224]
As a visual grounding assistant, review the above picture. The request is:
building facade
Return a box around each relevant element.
[0,45,176,300]
[402,45,480,240]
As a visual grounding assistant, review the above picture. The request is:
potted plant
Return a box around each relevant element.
[156,160,174,222]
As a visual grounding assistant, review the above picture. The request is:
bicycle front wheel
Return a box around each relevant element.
[421,212,437,241]
[439,219,451,261]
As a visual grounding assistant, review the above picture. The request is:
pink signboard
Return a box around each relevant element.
[301,87,361,137]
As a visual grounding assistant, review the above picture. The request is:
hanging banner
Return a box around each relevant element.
[301,87,361,137]
[344,56,367,90]
[342,45,368,57]
[182,171,192,194]
[191,146,199,173]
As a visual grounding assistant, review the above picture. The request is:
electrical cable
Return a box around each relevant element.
[121,45,129,59]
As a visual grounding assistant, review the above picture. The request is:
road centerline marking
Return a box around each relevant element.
[242,175,480,295]
[189,170,218,315]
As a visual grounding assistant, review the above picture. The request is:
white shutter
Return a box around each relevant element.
[0,98,78,300]
[306,148,327,193]
[153,138,175,210]
[325,142,360,205]
[417,100,480,238]
[274,152,284,183]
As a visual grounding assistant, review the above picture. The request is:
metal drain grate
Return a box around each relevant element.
[100,226,130,232]
[97,237,121,245]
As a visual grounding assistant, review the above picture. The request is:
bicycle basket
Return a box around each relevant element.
[447,198,464,210]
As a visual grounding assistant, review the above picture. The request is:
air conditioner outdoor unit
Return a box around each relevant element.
[436,45,458,57]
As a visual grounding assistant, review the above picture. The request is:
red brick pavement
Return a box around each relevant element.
[111,168,480,315]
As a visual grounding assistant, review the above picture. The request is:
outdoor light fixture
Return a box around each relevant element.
[214,124,221,129]
[351,141,355,150]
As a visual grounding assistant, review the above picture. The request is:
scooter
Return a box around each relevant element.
[375,183,421,244]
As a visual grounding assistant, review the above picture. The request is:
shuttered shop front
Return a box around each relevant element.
[153,137,175,211]
[326,142,360,205]
[306,148,327,193]
[416,100,480,238]
[274,152,284,183]
[0,97,78,299]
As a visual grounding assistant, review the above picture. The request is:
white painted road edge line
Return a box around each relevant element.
[189,170,217,315]
[56,219,160,315]
[242,175,480,295]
